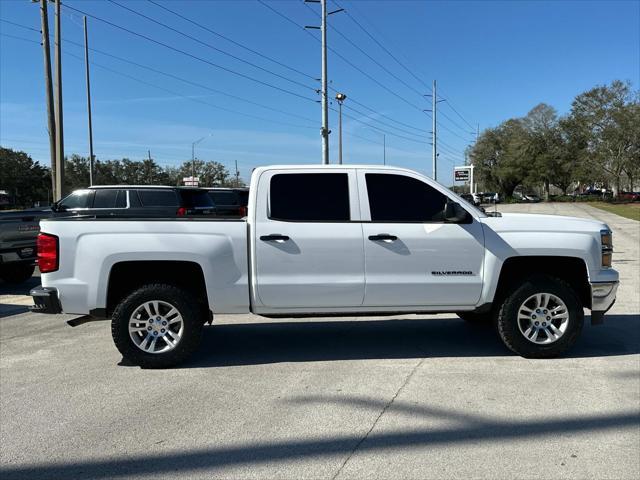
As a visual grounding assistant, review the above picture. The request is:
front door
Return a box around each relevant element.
[254,169,365,309]
[358,171,485,307]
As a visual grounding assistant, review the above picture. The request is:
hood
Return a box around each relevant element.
[480,212,609,234]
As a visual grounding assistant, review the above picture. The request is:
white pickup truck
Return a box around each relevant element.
[31,165,619,367]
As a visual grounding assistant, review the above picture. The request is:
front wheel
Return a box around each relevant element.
[111,284,205,368]
[496,275,583,358]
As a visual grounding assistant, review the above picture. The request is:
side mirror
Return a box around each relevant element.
[51,202,67,213]
[444,202,471,223]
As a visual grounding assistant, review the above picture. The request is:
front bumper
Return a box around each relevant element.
[29,286,62,314]
[590,281,618,325]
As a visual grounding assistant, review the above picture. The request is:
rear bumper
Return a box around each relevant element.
[29,286,62,314]
[590,281,618,325]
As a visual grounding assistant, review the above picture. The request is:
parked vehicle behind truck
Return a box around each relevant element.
[31,165,618,367]
[0,208,50,284]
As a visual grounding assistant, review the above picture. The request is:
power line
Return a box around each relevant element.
[1,32,317,131]
[343,103,425,140]
[0,18,40,33]
[335,0,431,92]
[106,0,317,93]
[62,2,318,104]
[0,26,319,126]
[147,0,317,82]
[439,87,476,130]
[301,0,428,115]
[257,0,432,136]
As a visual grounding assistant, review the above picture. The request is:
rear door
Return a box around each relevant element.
[358,170,485,307]
[253,169,365,308]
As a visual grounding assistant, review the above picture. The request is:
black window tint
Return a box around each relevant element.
[138,190,178,207]
[236,190,249,206]
[128,190,141,207]
[180,190,214,208]
[93,189,122,208]
[366,173,447,222]
[211,191,238,206]
[115,190,127,208]
[270,173,350,221]
[59,190,93,209]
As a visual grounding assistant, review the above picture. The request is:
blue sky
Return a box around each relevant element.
[1,0,638,186]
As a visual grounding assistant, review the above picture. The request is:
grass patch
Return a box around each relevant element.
[589,202,640,221]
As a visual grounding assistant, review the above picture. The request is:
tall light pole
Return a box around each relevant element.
[83,16,94,186]
[53,0,64,199]
[335,92,346,164]
[191,133,213,184]
[37,0,56,200]
[383,133,386,165]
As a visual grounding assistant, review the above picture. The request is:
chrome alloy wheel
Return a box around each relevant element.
[517,293,569,345]
[128,300,184,354]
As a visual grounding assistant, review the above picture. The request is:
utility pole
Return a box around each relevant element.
[235,160,240,186]
[38,0,56,201]
[335,92,346,164]
[53,0,64,200]
[83,16,94,186]
[320,0,329,165]
[432,79,437,182]
[305,0,342,165]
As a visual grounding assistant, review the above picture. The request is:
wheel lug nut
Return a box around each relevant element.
[149,319,153,324]
[534,321,539,326]
[543,310,547,314]
[162,321,167,326]
[153,331,158,335]
[156,317,161,320]
[147,326,152,331]
[532,315,537,319]
[546,316,551,321]
[161,328,165,333]
[542,322,547,326]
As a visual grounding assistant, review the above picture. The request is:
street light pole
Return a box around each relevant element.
[383,133,386,165]
[191,133,213,185]
[83,16,94,186]
[335,92,346,164]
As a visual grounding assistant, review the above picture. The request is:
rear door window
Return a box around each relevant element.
[180,190,214,208]
[93,189,126,208]
[270,173,350,222]
[137,190,179,207]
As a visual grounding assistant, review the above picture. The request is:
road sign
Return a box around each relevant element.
[183,176,200,186]
[454,168,470,182]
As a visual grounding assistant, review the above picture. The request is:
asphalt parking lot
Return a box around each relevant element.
[1,203,638,480]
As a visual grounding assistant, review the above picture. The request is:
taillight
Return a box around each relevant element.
[177,207,187,216]
[37,233,59,273]
[239,206,248,217]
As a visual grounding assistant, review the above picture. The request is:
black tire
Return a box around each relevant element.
[457,311,494,325]
[111,283,205,368]
[496,274,583,358]
[0,263,35,284]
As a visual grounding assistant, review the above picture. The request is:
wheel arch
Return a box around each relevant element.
[105,260,209,316]
[493,256,591,309]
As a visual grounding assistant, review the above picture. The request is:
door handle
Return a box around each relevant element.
[368,234,397,242]
[260,234,290,242]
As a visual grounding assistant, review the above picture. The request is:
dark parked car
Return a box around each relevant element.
[205,187,249,217]
[460,193,481,207]
[619,191,640,202]
[52,186,216,218]
[0,208,51,283]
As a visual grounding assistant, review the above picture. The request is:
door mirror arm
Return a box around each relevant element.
[443,201,472,224]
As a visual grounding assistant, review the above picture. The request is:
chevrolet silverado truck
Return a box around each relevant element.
[30,165,618,367]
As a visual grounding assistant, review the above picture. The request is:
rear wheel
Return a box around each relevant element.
[111,284,204,368]
[496,275,583,358]
[0,263,35,284]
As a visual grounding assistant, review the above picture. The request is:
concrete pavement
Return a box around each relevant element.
[1,203,638,479]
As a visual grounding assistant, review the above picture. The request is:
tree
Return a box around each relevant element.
[469,119,530,198]
[567,80,638,195]
[0,147,51,207]
[174,160,232,186]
